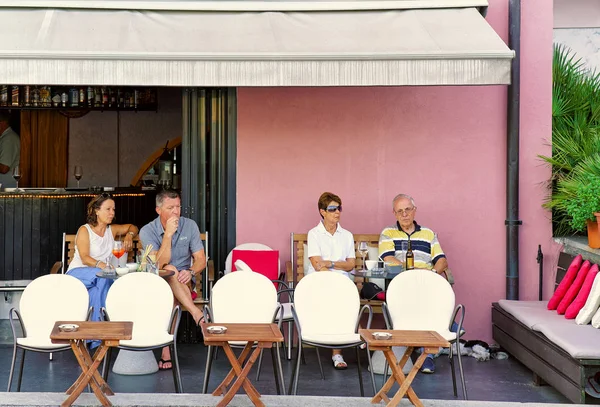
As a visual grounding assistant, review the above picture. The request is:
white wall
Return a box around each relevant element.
[68,87,182,187]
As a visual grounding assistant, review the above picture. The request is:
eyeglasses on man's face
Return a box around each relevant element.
[394,207,415,215]
[325,205,342,213]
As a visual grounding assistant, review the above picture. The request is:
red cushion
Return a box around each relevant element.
[548,254,582,310]
[565,264,599,319]
[557,260,592,315]
[231,249,280,284]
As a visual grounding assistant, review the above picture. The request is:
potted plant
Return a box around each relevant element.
[563,173,600,248]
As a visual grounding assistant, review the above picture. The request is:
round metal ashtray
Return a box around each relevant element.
[58,324,79,332]
[372,332,392,340]
[207,325,227,334]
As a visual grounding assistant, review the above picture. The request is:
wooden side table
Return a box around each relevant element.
[201,323,284,407]
[50,321,133,407]
[359,329,449,407]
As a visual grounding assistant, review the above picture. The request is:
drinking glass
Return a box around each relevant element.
[112,241,125,266]
[102,257,115,276]
[358,241,368,271]
[12,165,20,192]
[74,165,83,188]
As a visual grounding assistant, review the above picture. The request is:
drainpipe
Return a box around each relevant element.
[506,0,521,300]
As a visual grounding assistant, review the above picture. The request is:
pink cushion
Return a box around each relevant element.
[558,260,592,315]
[548,255,582,310]
[566,264,599,319]
[231,249,280,283]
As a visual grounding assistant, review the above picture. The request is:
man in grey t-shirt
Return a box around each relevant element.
[0,111,19,189]
[139,189,206,370]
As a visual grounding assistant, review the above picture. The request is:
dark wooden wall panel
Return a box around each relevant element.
[0,192,157,281]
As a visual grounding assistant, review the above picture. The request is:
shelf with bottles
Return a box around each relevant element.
[0,85,157,111]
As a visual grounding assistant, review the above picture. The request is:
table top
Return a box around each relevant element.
[50,321,133,343]
[351,268,403,280]
[96,270,175,279]
[200,323,284,344]
[359,329,449,348]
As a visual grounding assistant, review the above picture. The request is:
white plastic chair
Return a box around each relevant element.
[7,274,90,391]
[202,269,285,395]
[101,272,183,392]
[290,271,376,396]
[225,243,293,361]
[382,269,467,399]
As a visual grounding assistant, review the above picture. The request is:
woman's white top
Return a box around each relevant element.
[306,221,355,277]
[67,224,114,271]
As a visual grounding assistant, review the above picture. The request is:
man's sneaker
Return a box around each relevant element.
[421,357,435,374]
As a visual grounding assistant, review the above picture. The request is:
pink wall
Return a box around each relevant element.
[236,0,553,342]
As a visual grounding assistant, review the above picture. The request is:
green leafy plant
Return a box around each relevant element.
[563,174,600,231]
[540,44,600,235]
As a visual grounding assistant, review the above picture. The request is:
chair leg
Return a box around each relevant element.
[49,352,53,361]
[256,349,264,381]
[102,347,113,382]
[449,345,458,397]
[269,346,281,395]
[290,339,303,395]
[287,321,293,360]
[356,346,364,397]
[7,344,18,392]
[365,345,376,396]
[382,359,389,388]
[315,347,325,379]
[456,344,468,400]
[16,348,26,392]
[202,346,215,394]
[274,342,286,396]
[171,343,184,393]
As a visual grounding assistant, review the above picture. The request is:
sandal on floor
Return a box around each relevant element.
[332,354,347,370]
[158,358,173,371]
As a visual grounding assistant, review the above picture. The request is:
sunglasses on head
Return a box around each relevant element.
[325,205,342,213]
[100,192,112,198]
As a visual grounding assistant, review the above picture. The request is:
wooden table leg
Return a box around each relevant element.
[61,341,112,407]
[212,342,254,396]
[372,346,414,404]
[73,341,114,395]
[217,344,264,407]
[387,352,427,407]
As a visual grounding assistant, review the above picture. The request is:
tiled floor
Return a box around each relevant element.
[0,342,570,404]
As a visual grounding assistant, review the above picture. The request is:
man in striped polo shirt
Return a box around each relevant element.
[379,193,448,274]
[379,193,450,374]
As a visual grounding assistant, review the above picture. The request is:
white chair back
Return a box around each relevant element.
[386,269,455,333]
[211,270,277,323]
[224,242,280,275]
[294,271,360,337]
[106,273,173,337]
[19,274,89,343]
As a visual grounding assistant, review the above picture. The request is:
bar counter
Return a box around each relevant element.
[0,188,157,281]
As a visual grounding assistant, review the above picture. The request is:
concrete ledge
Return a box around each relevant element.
[0,393,584,407]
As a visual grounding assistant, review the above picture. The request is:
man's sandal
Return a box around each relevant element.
[332,354,347,370]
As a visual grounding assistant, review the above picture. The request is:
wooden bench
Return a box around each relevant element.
[54,232,214,307]
[492,252,600,404]
[286,233,385,312]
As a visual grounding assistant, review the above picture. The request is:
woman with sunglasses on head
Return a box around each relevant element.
[307,191,356,370]
[67,194,139,344]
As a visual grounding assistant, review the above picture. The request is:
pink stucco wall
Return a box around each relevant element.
[236,0,553,342]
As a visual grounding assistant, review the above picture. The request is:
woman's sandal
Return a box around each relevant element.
[332,354,347,370]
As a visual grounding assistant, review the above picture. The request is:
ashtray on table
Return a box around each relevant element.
[207,326,228,334]
[58,324,79,332]
[372,332,392,340]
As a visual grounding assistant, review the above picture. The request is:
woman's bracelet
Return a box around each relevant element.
[95,260,102,268]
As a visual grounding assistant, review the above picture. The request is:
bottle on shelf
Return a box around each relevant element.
[31,86,40,107]
[94,87,101,107]
[78,87,85,106]
[405,238,414,270]
[0,86,7,106]
[10,86,19,106]
[101,87,108,107]
[40,86,51,107]
[61,90,68,107]
[87,86,94,108]
[69,88,79,107]
[23,85,31,107]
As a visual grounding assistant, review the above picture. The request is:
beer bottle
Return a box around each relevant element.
[405,238,414,270]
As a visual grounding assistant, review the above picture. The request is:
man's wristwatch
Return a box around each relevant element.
[128,231,135,237]
[331,261,335,269]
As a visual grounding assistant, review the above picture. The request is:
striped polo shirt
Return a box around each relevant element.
[378,221,445,270]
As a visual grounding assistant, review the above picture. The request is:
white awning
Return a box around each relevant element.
[0,1,514,86]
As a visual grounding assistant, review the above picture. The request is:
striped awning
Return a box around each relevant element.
[0,0,514,86]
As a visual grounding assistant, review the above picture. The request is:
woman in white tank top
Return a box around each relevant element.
[66,194,139,345]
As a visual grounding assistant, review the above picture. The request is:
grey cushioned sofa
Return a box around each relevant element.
[492,252,600,404]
